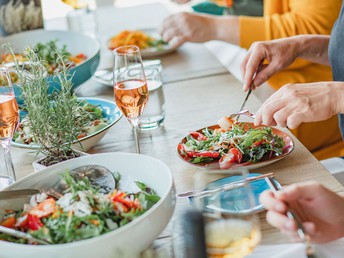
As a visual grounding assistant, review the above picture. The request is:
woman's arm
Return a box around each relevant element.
[239,0,340,49]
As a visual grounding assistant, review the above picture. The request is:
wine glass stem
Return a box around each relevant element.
[1,141,16,182]
[133,125,140,154]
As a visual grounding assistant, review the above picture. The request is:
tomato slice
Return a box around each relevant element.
[27,214,43,231]
[219,148,243,169]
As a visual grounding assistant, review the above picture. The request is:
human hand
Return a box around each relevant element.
[260,181,344,243]
[159,12,217,48]
[254,82,344,128]
[241,37,302,92]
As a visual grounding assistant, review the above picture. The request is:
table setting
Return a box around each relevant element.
[0,1,344,258]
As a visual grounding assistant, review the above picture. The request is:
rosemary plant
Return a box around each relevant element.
[9,46,88,166]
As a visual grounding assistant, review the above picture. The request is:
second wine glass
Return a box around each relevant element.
[0,67,19,190]
[113,45,149,154]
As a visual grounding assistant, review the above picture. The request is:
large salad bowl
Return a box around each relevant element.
[0,153,175,258]
[0,29,100,104]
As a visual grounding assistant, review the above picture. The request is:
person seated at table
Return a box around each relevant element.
[160,0,343,160]
[240,0,344,242]
[260,181,344,243]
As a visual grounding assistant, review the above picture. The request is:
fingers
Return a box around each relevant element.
[243,50,264,91]
[276,181,324,202]
[240,50,251,84]
[260,190,288,213]
[266,210,297,232]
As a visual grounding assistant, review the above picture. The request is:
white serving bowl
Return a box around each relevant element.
[0,153,176,258]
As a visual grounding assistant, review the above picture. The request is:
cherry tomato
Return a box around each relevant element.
[219,148,243,169]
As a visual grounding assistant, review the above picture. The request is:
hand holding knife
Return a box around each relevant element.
[236,62,265,121]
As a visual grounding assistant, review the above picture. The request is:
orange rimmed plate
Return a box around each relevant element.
[177,123,294,170]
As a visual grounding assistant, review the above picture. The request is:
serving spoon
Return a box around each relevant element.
[0,225,51,245]
[53,164,116,195]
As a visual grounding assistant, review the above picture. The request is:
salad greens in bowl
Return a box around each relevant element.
[0,29,100,105]
[0,153,175,258]
[12,97,122,151]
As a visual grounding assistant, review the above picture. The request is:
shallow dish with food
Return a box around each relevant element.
[0,152,175,258]
[12,97,122,151]
[0,29,100,105]
[108,28,176,58]
[188,173,281,214]
[178,122,294,170]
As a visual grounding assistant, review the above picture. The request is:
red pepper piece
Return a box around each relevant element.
[189,132,207,141]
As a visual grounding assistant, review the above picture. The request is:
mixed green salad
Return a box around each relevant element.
[0,40,87,77]
[178,123,287,169]
[0,171,160,244]
[13,102,110,145]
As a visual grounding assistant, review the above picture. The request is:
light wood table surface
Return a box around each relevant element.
[11,2,344,257]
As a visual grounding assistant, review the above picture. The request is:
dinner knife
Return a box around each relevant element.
[0,189,39,200]
[236,62,264,121]
[177,172,275,198]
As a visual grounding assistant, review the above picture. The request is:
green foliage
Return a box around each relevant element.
[4,45,88,165]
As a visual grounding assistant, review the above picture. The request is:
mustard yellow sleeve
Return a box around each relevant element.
[239,0,341,49]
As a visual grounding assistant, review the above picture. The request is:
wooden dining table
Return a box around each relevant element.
[10,1,344,257]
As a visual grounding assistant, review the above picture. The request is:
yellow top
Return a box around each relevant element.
[239,0,343,159]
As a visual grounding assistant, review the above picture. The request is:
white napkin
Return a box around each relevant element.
[246,238,344,258]
[204,40,276,103]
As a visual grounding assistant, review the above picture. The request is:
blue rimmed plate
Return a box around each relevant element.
[188,173,281,214]
[12,97,122,151]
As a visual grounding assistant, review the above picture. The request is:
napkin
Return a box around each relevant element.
[204,40,276,102]
[246,238,344,258]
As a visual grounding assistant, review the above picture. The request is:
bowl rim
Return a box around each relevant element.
[0,152,174,249]
[12,97,122,149]
[0,29,101,58]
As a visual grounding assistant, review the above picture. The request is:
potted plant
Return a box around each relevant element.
[9,46,89,170]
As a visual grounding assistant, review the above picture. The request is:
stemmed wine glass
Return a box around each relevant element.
[113,45,149,154]
[193,169,261,257]
[0,67,19,189]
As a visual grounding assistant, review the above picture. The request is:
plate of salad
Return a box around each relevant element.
[108,29,176,58]
[177,121,294,170]
[12,97,122,151]
[0,153,174,258]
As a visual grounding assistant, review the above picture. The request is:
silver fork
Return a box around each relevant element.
[229,109,256,120]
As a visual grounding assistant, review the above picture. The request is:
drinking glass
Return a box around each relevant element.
[138,65,166,130]
[193,169,261,258]
[113,45,149,154]
[0,67,19,189]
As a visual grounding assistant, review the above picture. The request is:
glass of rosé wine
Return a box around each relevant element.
[113,45,149,154]
[0,67,19,189]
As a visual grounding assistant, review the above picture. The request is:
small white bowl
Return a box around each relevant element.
[0,152,175,258]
